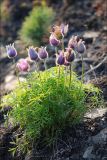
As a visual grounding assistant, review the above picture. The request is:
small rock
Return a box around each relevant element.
[83,31,100,44]
[83,31,100,39]
[85,108,107,119]
[89,128,107,145]
[83,146,95,159]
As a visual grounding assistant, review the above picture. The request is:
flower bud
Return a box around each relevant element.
[6,43,17,58]
[77,40,86,54]
[28,46,38,61]
[38,47,48,60]
[68,36,78,51]
[64,58,70,66]
[51,25,62,39]
[60,24,68,37]
[65,48,75,62]
[17,59,30,72]
[49,34,60,46]
[56,52,65,65]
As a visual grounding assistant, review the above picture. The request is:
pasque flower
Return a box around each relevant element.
[64,58,70,66]
[27,46,38,61]
[6,43,17,58]
[68,36,86,54]
[56,51,65,65]
[68,36,78,51]
[38,47,48,60]
[51,24,68,39]
[65,48,75,62]
[77,40,86,54]
[17,59,30,72]
[49,34,60,46]
[60,24,68,37]
[51,25,62,39]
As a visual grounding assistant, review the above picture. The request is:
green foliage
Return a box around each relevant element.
[2,67,101,150]
[20,6,55,46]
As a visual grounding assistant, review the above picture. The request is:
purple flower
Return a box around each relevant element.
[49,34,60,46]
[6,43,17,58]
[17,59,30,72]
[65,48,75,62]
[56,52,65,65]
[38,47,48,60]
[28,46,38,61]
[68,36,78,51]
[60,24,68,37]
[64,58,70,66]
[77,40,86,54]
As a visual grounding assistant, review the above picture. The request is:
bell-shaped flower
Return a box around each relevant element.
[56,51,65,65]
[51,25,62,39]
[38,47,48,60]
[49,34,60,46]
[77,40,86,54]
[68,36,79,52]
[65,48,75,63]
[27,46,38,61]
[17,59,30,72]
[6,43,17,58]
[64,58,70,66]
[60,24,68,37]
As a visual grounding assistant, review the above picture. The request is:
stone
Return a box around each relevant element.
[83,146,95,159]
[89,128,107,145]
[85,107,107,119]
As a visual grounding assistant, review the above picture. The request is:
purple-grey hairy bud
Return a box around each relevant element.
[68,36,78,51]
[17,59,30,72]
[65,48,75,62]
[77,40,86,54]
[56,52,65,65]
[60,24,68,37]
[49,34,60,46]
[38,47,48,60]
[28,46,38,61]
[64,58,70,66]
[6,43,17,58]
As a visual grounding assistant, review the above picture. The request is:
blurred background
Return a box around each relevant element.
[0,0,107,97]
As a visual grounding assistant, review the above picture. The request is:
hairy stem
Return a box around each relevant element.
[69,63,72,87]
[62,37,64,52]
[81,55,84,83]
[35,61,41,80]
[13,58,20,84]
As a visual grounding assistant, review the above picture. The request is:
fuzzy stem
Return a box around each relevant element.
[13,58,20,84]
[62,37,64,52]
[44,59,47,70]
[35,62,38,72]
[58,65,60,78]
[69,63,72,87]
[35,61,41,80]
[55,47,59,77]
[81,55,84,83]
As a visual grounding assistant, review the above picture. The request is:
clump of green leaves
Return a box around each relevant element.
[2,67,101,151]
[20,6,55,46]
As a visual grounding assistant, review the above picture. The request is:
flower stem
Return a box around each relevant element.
[44,59,47,70]
[58,65,60,78]
[35,61,41,80]
[55,47,59,77]
[62,37,64,52]
[13,58,20,84]
[81,55,84,83]
[69,63,72,87]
